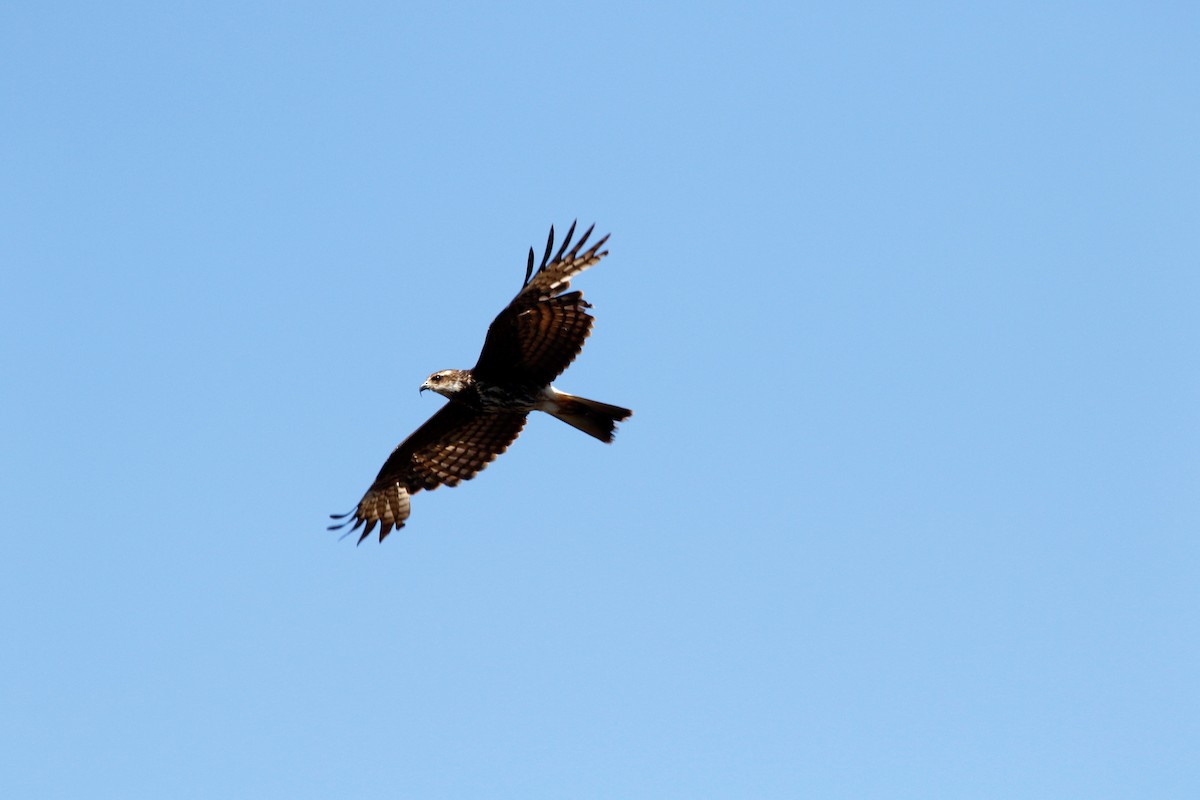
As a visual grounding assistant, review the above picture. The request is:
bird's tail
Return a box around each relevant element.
[544,391,632,443]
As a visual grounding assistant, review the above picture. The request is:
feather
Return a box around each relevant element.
[553,219,578,263]
[540,225,555,272]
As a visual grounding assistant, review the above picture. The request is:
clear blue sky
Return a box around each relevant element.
[2,2,1196,797]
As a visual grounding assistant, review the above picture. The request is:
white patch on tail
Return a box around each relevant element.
[539,387,633,443]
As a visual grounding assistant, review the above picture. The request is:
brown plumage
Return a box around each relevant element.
[330,222,632,544]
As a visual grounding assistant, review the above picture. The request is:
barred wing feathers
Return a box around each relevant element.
[473,221,610,385]
[329,404,528,544]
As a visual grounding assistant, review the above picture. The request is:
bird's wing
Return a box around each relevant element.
[329,403,528,544]
[473,221,610,385]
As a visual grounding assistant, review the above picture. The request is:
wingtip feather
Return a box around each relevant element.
[540,225,555,271]
[554,219,578,262]
[569,223,595,258]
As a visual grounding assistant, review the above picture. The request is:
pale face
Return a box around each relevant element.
[420,369,467,398]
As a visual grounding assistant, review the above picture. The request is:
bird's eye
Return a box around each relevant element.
[432,375,442,382]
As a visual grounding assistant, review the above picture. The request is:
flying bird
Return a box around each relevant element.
[330,222,632,544]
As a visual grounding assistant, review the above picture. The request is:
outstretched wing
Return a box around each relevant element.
[330,404,528,544]
[473,221,611,385]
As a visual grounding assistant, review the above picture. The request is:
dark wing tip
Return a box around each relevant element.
[329,507,371,546]
[518,221,609,294]
[587,231,611,260]
[353,517,378,546]
[328,509,355,531]
[540,224,555,271]
[568,222,595,258]
[331,506,402,544]
[553,219,578,263]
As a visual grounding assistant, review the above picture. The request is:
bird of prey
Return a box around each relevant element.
[330,222,632,544]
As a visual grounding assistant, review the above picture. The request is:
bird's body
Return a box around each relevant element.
[421,369,543,413]
[331,222,631,544]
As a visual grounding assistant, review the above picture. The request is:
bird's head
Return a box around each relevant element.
[420,369,470,398]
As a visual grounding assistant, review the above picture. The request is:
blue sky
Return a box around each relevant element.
[2,2,1196,797]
